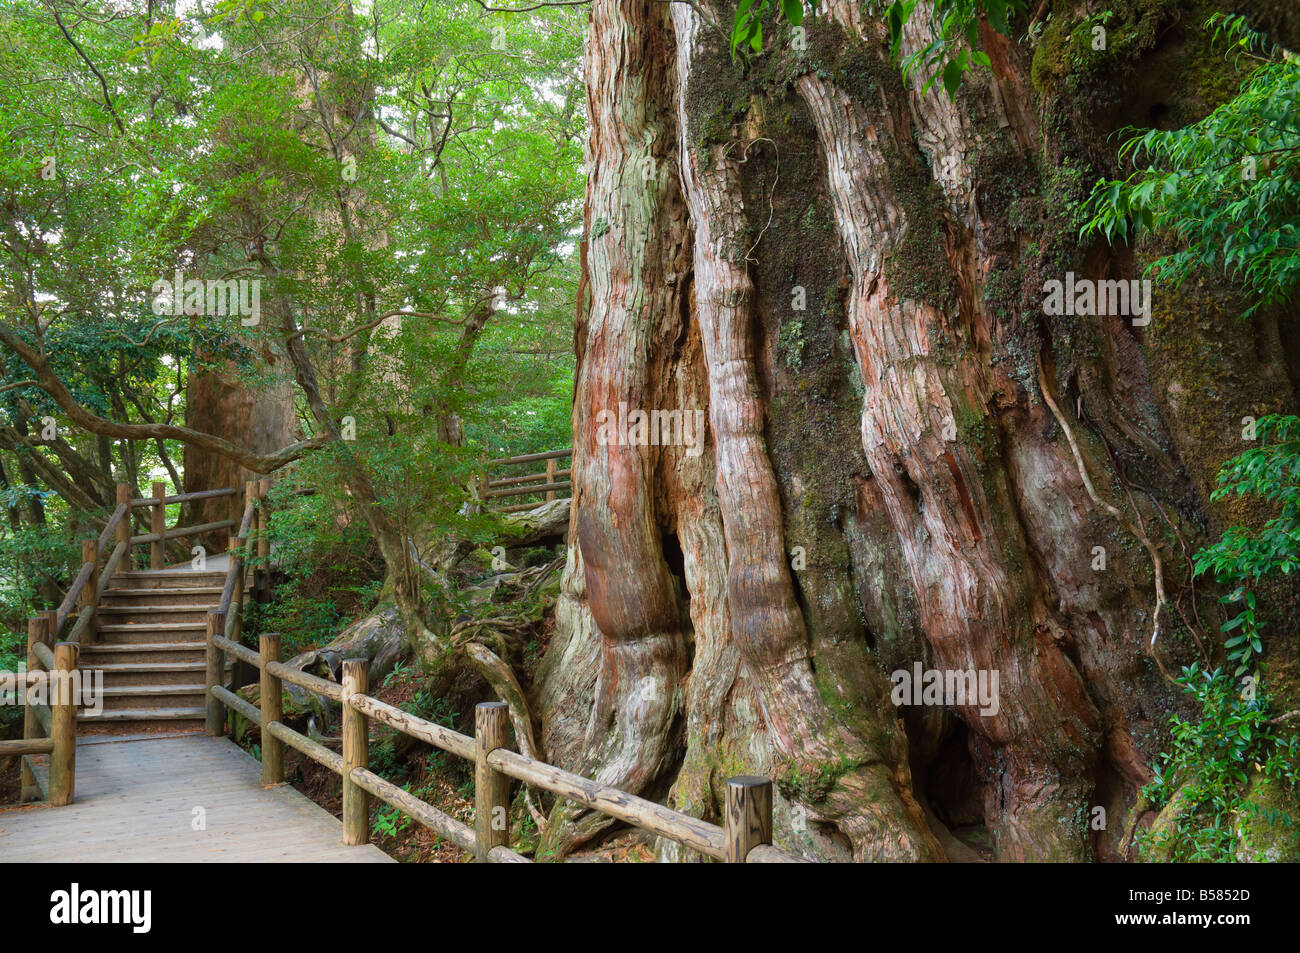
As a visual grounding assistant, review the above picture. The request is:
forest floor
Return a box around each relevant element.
[0,756,19,806]
[274,650,654,862]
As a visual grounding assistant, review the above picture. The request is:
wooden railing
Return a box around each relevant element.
[481,448,572,513]
[203,639,806,863]
[9,480,266,807]
[2,616,77,805]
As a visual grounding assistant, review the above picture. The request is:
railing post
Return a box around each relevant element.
[228,536,245,636]
[256,479,271,602]
[341,659,370,845]
[20,616,46,802]
[474,701,510,861]
[259,633,283,785]
[545,457,557,501]
[41,608,58,644]
[80,539,98,643]
[150,480,166,569]
[724,776,773,862]
[205,611,225,736]
[49,641,78,806]
[116,482,132,571]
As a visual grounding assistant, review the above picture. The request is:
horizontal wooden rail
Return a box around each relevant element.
[487,469,572,489]
[348,765,479,855]
[211,684,262,725]
[265,720,344,774]
[487,747,728,858]
[348,690,476,760]
[486,448,572,466]
[265,659,344,701]
[484,480,572,500]
[213,635,259,668]
[127,487,237,508]
[0,737,54,756]
[130,518,237,546]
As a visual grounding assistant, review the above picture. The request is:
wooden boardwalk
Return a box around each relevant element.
[0,733,393,863]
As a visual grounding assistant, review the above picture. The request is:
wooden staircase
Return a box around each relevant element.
[78,569,241,730]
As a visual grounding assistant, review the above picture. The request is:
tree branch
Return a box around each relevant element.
[0,320,327,473]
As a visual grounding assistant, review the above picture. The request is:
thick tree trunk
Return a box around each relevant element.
[535,0,1300,861]
[183,361,295,547]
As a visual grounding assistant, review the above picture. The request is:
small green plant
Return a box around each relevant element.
[1192,414,1300,679]
[1139,665,1298,861]
[373,801,412,839]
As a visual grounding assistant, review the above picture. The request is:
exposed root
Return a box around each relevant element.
[1036,352,1174,681]
[453,625,549,833]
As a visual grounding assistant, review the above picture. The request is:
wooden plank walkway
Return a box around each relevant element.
[0,733,393,863]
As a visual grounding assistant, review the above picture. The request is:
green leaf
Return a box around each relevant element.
[942,59,963,99]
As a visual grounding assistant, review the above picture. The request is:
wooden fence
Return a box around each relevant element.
[7,480,268,807]
[7,471,808,863]
[481,448,572,513]
[203,636,806,862]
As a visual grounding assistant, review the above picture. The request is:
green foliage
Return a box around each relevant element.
[732,0,1024,98]
[886,0,1024,98]
[1192,414,1300,678]
[1139,665,1298,861]
[1142,416,1300,860]
[255,481,383,655]
[1082,15,1300,315]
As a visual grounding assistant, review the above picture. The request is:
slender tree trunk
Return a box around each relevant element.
[535,0,1300,861]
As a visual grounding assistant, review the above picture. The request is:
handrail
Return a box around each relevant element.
[54,562,93,631]
[126,487,238,508]
[486,448,572,466]
[204,623,805,863]
[13,612,78,805]
[130,518,237,545]
[15,479,260,809]
[483,447,573,513]
[95,502,128,552]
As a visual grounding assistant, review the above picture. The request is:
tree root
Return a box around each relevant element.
[451,621,549,833]
[1037,352,1175,682]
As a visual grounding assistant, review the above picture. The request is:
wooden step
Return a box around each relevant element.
[78,706,206,723]
[96,622,207,642]
[82,641,207,653]
[110,571,229,589]
[100,587,225,606]
[79,684,207,712]
[93,660,228,687]
[96,606,211,624]
[81,641,207,664]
